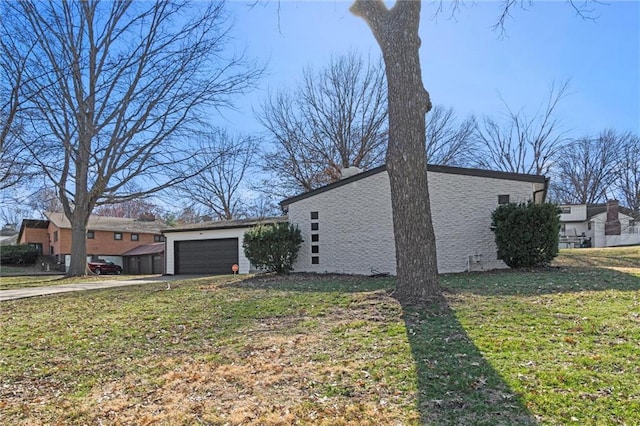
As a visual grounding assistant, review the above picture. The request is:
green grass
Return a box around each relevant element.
[1,248,639,425]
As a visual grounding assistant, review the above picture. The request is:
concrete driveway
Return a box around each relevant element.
[0,275,184,302]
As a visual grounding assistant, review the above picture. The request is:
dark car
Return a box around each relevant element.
[88,260,122,275]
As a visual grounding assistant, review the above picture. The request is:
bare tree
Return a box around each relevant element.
[613,132,640,211]
[258,51,387,196]
[474,81,570,175]
[349,1,597,303]
[4,0,262,276]
[173,130,259,220]
[351,1,440,302]
[93,199,163,219]
[550,129,622,204]
[426,105,476,166]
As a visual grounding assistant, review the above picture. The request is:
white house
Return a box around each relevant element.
[559,200,640,248]
[162,217,288,275]
[280,164,548,275]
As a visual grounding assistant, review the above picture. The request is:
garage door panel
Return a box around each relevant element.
[175,238,238,274]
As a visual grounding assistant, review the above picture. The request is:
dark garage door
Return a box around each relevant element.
[174,238,238,274]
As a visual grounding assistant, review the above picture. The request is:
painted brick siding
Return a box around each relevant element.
[288,172,396,275]
[164,228,253,275]
[288,169,539,275]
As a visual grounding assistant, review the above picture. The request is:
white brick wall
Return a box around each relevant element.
[288,168,541,275]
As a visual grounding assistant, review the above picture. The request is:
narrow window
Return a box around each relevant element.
[311,234,319,242]
[311,223,319,231]
[311,245,319,254]
[560,207,572,214]
[498,194,510,205]
[310,211,319,220]
[86,231,95,239]
[311,256,320,265]
[131,233,139,241]
[587,222,592,231]
[114,232,123,240]
[53,231,58,242]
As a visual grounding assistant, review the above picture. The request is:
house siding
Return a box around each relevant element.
[164,228,253,275]
[288,169,540,275]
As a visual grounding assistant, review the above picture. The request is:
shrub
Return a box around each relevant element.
[0,245,40,265]
[491,202,561,268]
[243,223,303,273]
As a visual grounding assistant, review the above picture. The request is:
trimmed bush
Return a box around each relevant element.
[243,223,303,273]
[491,202,561,268]
[0,245,40,265]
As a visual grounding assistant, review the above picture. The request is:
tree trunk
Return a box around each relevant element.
[351,0,440,303]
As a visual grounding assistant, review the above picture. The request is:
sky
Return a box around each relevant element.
[217,0,640,139]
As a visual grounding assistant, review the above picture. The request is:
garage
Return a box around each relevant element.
[174,238,238,274]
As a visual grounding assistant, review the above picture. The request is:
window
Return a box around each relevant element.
[53,231,58,242]
[560,207,572,214]
[154,235,165,242]
[560,224,566,235]
[498,195,510,205]
[311,223,319,231]
[311,256,320,265]
[311,245,319,254]
[310,211,319,220]
[114,232,123,240]
[588,222,592,231]
[87,231,95,239]
[131,233,139,241]
[311,234,319,242]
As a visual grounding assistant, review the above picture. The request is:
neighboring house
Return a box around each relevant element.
[0,224,19,246]
[280,164,548,275]
[559,200,640,248]
[18,212,165,272]
[163,217,288,275]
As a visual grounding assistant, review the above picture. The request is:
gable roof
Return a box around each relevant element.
[586,204,640,220]
[280,164,547,208]
[162,216,288,234]
[45,212,164,234]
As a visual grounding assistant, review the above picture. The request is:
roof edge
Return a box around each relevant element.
[280,164,547,208]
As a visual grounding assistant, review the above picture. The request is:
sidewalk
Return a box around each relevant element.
[0,275,181,302]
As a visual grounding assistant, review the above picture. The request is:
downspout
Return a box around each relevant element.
[533,177,550,204]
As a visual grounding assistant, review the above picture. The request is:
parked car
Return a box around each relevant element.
[88,259,122,275]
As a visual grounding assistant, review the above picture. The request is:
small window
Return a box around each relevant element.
[311,234,319,242]
[560,207,572,214]
[498,195,510,205]
[311,223,319,231]
[630,220,636,227]
[154,235,165,242]
[131,233,139,241]
[311,256,320,265]
[86,231,95,239]
[311,245,319,254]
[310,211,319,220]
[53,231,58,242]
[114,232,123,240]
[588,222,592,231]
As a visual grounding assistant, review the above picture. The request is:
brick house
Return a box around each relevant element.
[18,212,165,272]
[161,164,547,276]
[280,164,548,275]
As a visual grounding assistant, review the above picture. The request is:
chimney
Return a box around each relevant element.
[340,166,362,179]
[604,200,621,236]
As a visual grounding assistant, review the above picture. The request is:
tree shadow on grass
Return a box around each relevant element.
[401,296,538,425]
[441,266,640,297]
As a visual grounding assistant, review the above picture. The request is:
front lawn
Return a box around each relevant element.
[0,248,638,425]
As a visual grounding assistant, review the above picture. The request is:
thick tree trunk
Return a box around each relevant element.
[351,0,440,302]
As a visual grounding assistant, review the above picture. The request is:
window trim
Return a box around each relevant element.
[131,233,139,241]
[114,232,123,241]
[86,230,95,239]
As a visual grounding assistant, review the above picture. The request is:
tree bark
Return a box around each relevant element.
[351,0,440,302]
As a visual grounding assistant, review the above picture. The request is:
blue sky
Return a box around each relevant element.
[220,0,640,139]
